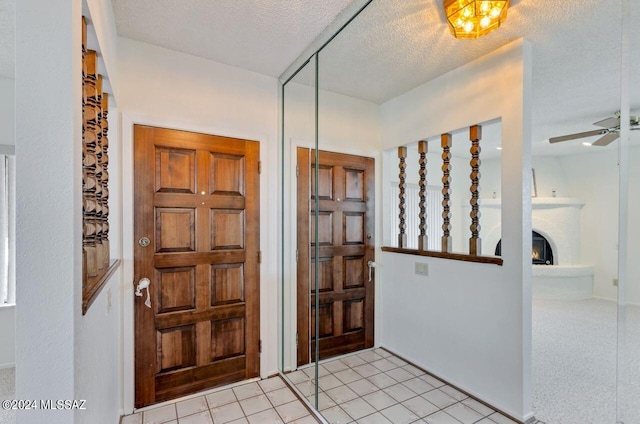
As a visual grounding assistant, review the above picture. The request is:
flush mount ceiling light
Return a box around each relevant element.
[444,0,510,39]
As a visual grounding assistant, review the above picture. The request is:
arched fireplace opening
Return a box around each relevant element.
[495,231,554,265]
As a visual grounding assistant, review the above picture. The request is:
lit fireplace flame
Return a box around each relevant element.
[532,249,541,260]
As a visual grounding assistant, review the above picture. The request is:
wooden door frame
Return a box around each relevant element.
[285,140,381,371]
[121,113,271,414]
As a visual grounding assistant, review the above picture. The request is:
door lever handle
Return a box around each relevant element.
[367,261,377,282]
[135,278,152,308]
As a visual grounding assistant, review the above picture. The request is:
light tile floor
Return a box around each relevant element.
[6,349,547,424]
[121,376,318,424]
[287,348,534,424]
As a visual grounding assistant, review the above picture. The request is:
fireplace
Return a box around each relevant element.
[495,231,554,265]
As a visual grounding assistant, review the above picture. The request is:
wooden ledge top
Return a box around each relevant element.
[381,247,503,266]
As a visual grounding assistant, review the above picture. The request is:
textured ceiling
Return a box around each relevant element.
[313,0,639,156]
[0,0,14,78]
[1,0,637,157]
[111,0,354,77]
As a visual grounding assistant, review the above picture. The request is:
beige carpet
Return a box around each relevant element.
[533,298,640,424]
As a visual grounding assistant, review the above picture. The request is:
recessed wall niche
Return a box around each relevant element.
[82,16,119,314]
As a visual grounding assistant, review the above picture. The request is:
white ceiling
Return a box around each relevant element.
[0,0,14,79]
[111,0,355,78]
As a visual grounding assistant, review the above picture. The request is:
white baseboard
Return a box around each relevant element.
[0,362,15,370]
[592,296,640,307]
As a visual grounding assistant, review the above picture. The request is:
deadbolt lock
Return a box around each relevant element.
[138,237,151,247]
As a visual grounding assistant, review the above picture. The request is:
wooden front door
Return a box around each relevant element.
[134,125,260,408]
[297,148,375,366]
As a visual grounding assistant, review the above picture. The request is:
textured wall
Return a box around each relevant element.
[15,0,81,422]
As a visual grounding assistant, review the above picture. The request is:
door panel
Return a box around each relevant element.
[297,148,375,366]
[134,125,259,408]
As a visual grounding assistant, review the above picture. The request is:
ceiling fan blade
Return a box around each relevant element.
[593,117,620,128]
[549,129,606,143]
[591,132,619,146]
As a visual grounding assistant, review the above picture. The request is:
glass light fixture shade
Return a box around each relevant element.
[444,0,510,39]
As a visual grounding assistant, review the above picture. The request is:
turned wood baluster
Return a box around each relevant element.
[95,74,105,272]
[469,125,482,255]
[101,94,110,267]
[418,140,428,251]
[83,48,99,278]
[441,133,452,253]
[398,146,407,248]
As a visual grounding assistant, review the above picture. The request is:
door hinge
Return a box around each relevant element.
[258,161,262,174]
[296,249,299,262]
[258,251,262,264]
[296,165,299,177]
[259,339,262,353]
[296,332,299,347]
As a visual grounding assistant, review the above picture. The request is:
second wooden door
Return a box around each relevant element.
[297,148,375,366]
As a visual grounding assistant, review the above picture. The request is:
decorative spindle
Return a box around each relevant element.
[441,133,452,253]
[418,141,428,251]
[95,74,105,272]
[81,15,114,314]
[469,125,482,255]
[398,146,407,248]
[83,48,99,278]
[101,93,110,268]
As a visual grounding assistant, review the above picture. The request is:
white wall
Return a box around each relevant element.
[0,306,14,368]
[15,0,81,422]
[117,37,280,413]
[378,40,533,421]
[0,78,14,147]
[559,148,625,302]
[0,78,15,369]
[531,156,570,199]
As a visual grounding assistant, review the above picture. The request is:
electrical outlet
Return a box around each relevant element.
[613,278,618,287]
[415,262,429,276]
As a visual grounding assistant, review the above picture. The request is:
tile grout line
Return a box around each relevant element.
[289,348,514,424]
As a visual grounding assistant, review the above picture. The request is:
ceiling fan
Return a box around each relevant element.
[549,111,640,146]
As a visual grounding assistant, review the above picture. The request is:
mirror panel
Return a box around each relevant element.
[617,0,640,422]
[281,1,626,423]
[282,55,321,408]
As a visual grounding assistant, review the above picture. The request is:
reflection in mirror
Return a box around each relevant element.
[281,0,628,422]
[0,0,15,420]
[618,0,640,422]
[281,55,320,408]
[530,0,623,423]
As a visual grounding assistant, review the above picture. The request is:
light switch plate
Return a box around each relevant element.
[415,262,429,276]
